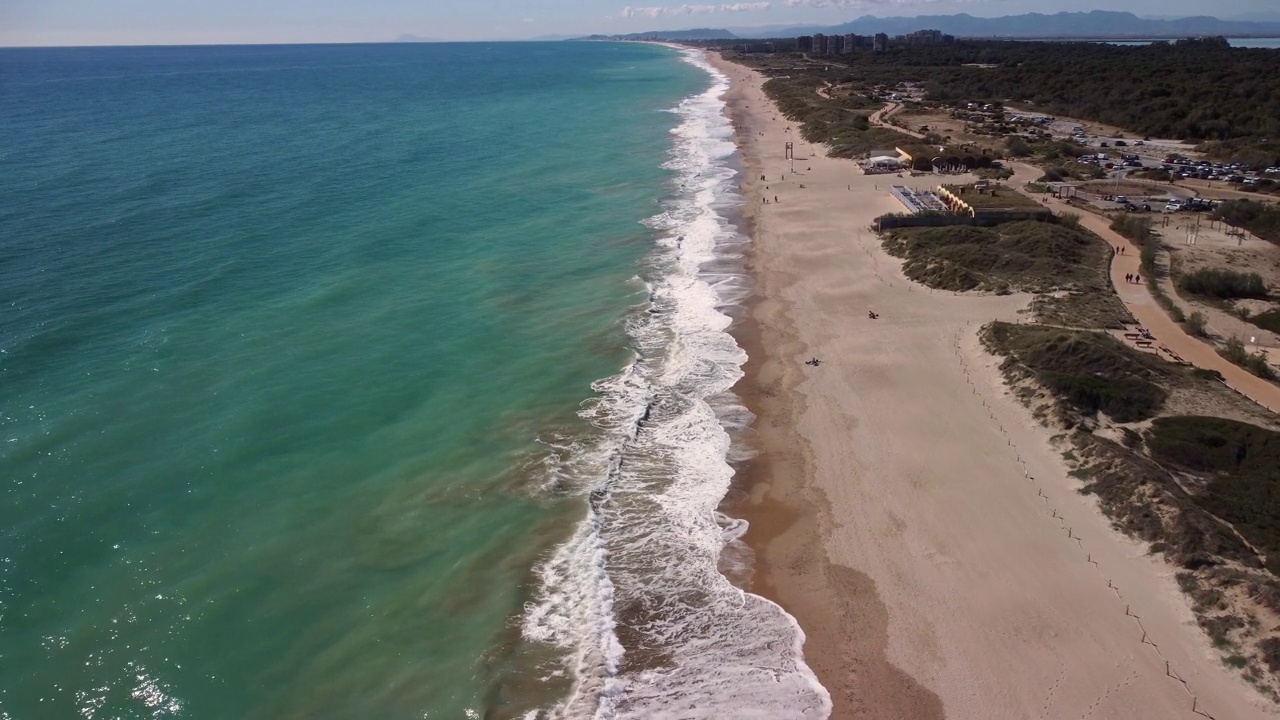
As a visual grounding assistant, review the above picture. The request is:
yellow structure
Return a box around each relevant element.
[936,183,1050,220]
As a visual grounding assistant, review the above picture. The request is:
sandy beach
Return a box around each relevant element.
[709,51,1277,719]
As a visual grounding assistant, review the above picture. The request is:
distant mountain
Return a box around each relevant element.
[394,34,447,43]
[1228,12,1280,23]
[729,11,1280,40]
[576,28,738,41]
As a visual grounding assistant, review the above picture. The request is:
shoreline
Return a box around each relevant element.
[707,50,1276,719]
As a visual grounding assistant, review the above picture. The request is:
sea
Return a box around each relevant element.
[1083,37,1280,47]
[0,41,829,719]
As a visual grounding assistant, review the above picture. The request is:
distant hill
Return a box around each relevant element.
[394,34,447,43]
[727,11,1280,39]
[576,28,738,41]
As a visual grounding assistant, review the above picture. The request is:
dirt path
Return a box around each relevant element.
[1011,164,1280,413]
[866,102,1280,411]
[868,102,924,139]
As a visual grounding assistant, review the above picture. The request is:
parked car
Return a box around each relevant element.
[1115,140,1127,146]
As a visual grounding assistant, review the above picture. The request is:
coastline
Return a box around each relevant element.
[708,50,1276,719]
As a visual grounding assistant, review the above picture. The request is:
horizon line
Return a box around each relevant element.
[0,39,581,49]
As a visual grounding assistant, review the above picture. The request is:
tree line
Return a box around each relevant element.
[817,40,1280,159]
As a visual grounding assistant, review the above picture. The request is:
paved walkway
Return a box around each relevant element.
[1011,164,1280,413]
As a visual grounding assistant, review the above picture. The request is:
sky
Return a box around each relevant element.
[1,0,1277,46]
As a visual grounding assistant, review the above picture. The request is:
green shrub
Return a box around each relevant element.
[1214,199,1280,244]
[1006,136,1033,157]
[1177,268,1269,300]
[1110,215,1152,242]
[1244,308,1280,334]
[1140,237,1158,275]
[1137,168,1173,182]
[1220,337,1277,380]
[1148,416,1280,573]
[986,324,1168,422]
[883,221,1107,293]
[1185,311,1208,336]
[1039,371,1167,422]
[1239,304,1280,333]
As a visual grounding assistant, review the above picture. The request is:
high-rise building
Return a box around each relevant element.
[813,33,827,55]
[873,33,888,52]
[796,35,813,52]
[900,29,955,45]
[843,33,858,52]
[828,34,844,55]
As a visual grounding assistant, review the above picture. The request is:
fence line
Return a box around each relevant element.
[950,325,1217,719]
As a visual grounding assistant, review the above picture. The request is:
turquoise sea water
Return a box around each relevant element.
[2,42,831,719]
[0,42,707,718]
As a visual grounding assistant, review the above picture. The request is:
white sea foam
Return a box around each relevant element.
[523,49,831,719]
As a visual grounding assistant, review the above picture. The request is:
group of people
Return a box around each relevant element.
[1113,245,1127,255]
[1124,272,1142,284]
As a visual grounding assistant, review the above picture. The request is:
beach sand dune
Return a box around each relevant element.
[709,52,1276,719]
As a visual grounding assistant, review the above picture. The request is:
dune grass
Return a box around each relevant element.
[985,323,1168,422]
[1148,416,1280,574]
[882,219,1107,294]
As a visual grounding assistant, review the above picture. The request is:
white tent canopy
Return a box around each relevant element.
[867,155,903,165]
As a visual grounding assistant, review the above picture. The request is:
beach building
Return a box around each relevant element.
[862,156,904,174]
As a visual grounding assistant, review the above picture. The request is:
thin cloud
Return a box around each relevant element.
[622,3,770,18]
